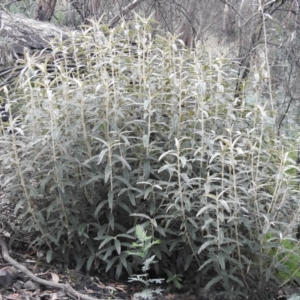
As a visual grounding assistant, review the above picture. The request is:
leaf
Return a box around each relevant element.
[228,274,244,286]
[143,134,149,147]
[55,161,63,180]
[108,191,114,209]
[144,159,150,179]
[113,154,131,170]
[78,223,87,235]
[46,249,53,263]
[116,233,134,239]
[103,245,116,260]
[87,255,95,271]
[94,200,108,217]
[155,226,165,237]
[130,213,151,220]
[144,186,152,199]
[14,199,25,216]
[262,221,270,234]
[117,200,131,214]
[198,258,214,271]
[205,275,222,291]
[150,218,157,227]
[150,200,155,215]
[114,239,121,255]
[218,251,226,270]
[179,156,187,167]
[50,272,59,283]
[98,236,114,249]
[184,254,193,271]
[196,204,216,217]
[104,164,112,183]
[153,246,162,260]
[187,217,198,229]
[158,150,176,161]
[264,13,273,19]
[219,199,230,213]
[128,191,136,205]
[198,240,215,254]
[169,239,181,252]
[108,213,115,230]
[115,262,123,279]
[119,253,128,268]
[97,149,108,165]
[105,256,118,272]
[81,174,104,187]
[135,225,150,242]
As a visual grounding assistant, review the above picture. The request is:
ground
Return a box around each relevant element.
[0,192,198,299]
[0,251,197,299]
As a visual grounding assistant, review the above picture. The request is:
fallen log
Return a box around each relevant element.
[0,0,146,66]
[0,0,146,88]
[0,9,69,67]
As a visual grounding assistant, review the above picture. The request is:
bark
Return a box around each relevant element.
[0,10,68,62]
[223,0,235,37]
[0,0,145,68]
[35,0,57,22]
[108,0,145,28]
[69,0,101,25]
[85,0,100,22]
[176,0,197,48]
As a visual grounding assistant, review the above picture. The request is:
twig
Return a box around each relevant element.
[218,0,246,23]
[69,0,85,22]
[0,235,119,300]
[108,0,145,28]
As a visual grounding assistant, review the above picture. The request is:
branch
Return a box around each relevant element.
[218,0,247,24]
[69,0,85,22]
[0,236,120,300]
[108,0,145,28]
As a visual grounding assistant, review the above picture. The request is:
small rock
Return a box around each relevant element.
[0,266,18,287]
[24,280,37,290]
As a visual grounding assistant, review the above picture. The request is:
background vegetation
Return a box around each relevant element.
[1,1,300,299]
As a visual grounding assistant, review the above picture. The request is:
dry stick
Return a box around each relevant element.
[0,236,119,300]
[108,0,145,28]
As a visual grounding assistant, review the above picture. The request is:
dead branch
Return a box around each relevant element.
[108,0,145,28]
[0,236,120,300]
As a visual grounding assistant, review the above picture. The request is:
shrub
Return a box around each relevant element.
[263,233,300,283]
[0,15,299,299]
[127,225,164,300]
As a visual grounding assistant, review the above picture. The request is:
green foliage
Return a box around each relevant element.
[128,225,164,300]
[263,233,300,282]
[163,268,183,289]
[0,15,299,299]
[7,0,35,18]
[127,225,160,259]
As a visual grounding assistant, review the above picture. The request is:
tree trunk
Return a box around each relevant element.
[223,0,235,37]
[85,0,100,22]
[69,0,101,24]
[176,0,197,48]
[36,0,57,22]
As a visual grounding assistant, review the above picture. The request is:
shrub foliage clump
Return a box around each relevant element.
[0,16,299,299]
